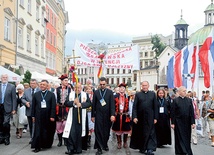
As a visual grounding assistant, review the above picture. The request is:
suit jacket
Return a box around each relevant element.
[22,87,40,116]
[0,83,17,113]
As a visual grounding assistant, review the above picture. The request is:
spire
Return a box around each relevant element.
[180,9,183,19]
[212,0,213,4]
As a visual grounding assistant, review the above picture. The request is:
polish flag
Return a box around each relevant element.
[198,31,214,88]
[174,50,182,87]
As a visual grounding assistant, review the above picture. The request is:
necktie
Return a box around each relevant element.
[2,84,6,104]
[32,88,35,97]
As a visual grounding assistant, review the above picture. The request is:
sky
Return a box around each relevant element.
[63,0,210,55]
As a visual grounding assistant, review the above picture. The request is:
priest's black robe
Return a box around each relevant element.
[92,88,115,150]
[155,97,171,146]
[65,93,91,153]
[171,96,195,155]
[130,91,158,152]
[31,90,56,149]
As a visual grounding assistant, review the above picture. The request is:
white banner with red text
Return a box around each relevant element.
[74,40,140,70]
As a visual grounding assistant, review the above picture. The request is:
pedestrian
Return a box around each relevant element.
[155,89,171,148]
[0,74,17,145]
[31,80,56,153]
[56,74,71,147]
[171,86,195,155]
[207,93,214,147]
[85,85,94,147]
[13,84,25,139]
[91,77,115,155]
[63,83,91,154]
[128,90,136,137]
[22,79,40,144]
[130,81,158,155]
[112,83,131,149]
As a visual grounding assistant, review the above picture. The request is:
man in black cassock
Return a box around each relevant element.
[171,86,195,155]
[63,83,91,154]
[91,77,115,155]
[31,80,56,153]
[130,81,158,155]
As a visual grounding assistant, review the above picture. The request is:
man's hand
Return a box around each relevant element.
[32,117,35,123]
[192,124,196,129]
[171,124,175,129]
[110,116,115,122]
[11,110,16,115]
[26,102,30,108]
[133,118,138,124]
[91,117,95,123]
[50,118,55,122]
[154,119,157,124]
[74,98,80,105]
[76,102,81,108]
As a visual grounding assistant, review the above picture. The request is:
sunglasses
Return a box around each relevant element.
[100,84,106,86]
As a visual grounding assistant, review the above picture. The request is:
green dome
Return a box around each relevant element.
[176,18,187,25]
[188,25,214,45]
[205,3,214,12]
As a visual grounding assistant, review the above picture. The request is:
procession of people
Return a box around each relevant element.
[1,73,214,155]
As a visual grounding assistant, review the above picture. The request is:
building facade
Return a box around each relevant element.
[0,0,16,68]
[16,0,46,74]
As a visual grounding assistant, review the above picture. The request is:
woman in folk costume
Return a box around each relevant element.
[85,85,94,147]
[63,83,91,154]
[112,83,131,149]
[56,74,71,147]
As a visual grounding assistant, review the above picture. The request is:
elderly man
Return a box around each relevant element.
[0,74,16,145]
[171,86,195,155]
[63,83,91,154]
[130,81,158,155]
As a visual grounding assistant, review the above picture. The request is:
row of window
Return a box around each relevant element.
[139,51,154,57]
[106,68,131,74]
[46,50,56,70]
[46,29,56,46]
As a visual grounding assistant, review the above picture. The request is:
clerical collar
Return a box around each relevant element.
[179,96,185,99]
[101,88,105,91]
[142,91,148,93]
[42,90,47,93]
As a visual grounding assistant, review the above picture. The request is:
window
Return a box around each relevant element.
[145,61,148,67]
[85,68,87,74]
[41,11,44,26]
[36,5,39,20]
[54,17,56,27]
[112,69,114,74]
[18,27,23,47]
[145,52,148,57]
[123,78,125,83]
[134,74,137,82]
[35,37,39,55]
[41,39,44,58]
[107,69,109,74]
[150,51,154,57]
[140,61,143,68]
[123,69,125,74]
[4,17,10,41]
[27,0,31,13]
[107,78,109,84]
[27,32,31,51]
[50,33,52,44]
[47,9,49,21]
[128,69,131,73]
[117,69,120,74]
[117,78,119,85]
[54,35,56,46]
[46,29,49,42]
[52,14,54,25]
[20,0,24,7]
[111,78,114,84]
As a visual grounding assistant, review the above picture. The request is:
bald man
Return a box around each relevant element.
[171,86,195,155]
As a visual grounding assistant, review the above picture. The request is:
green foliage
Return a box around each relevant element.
[15,69,21,75]
[22,70,32,84]
[151,34,166,58]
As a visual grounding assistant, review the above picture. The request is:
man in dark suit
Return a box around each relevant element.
[0,74,17,145]
[22,79,40,144]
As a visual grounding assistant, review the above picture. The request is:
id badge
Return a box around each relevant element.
[159,107,164,113]
[120,104,124,111]
[100,98,106,106]
[41,100,47,108]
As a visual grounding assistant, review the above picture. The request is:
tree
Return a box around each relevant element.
[22,70,32,84]
[151,34,166,58]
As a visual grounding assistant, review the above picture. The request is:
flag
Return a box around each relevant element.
[72,72,78,84]
[167,56,174,88]
[97,64,102,78]
[174,50,182,87]
[198,31,214,88]
[191,42,199,91]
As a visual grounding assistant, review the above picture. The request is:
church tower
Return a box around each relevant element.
[174,10,189,50]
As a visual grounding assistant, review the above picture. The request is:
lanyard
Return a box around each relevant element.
[41,91,48,101]
[159,99,164,107]
[99,89,107,99]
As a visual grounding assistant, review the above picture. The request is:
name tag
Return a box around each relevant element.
[100,98,106,106]
[120,104,124,111]
[41,100,47,108]
[159,107,164,113]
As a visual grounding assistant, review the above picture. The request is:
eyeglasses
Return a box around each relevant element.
[100,84,106,86]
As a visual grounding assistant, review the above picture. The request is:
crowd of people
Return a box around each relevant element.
[0,73,214,155]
